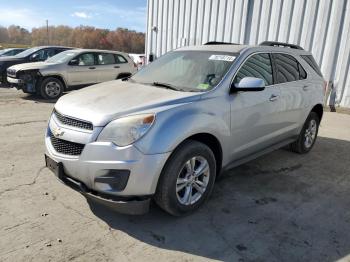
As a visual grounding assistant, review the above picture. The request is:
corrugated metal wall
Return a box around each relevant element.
[146,0,350,107]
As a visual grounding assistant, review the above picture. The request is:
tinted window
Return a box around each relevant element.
[115,54,128,63]
[77,53,95,66]
[301,55,323,77]
[273,54,301,83]
[299,63,307,80]
[234,53,273,85]
[30,49,55,61]
[97,53,116,65]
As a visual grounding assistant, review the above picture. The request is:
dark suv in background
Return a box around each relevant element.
[0,46,72,84]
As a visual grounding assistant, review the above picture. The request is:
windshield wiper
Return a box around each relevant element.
[152,82,180,91]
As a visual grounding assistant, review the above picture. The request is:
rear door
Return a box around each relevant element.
[66,52,97,86]
[115,54,134,75]
[229,53,284,159]
[271,53,309,137]
[95,52,121,82]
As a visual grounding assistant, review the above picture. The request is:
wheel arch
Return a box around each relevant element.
[116,72,132,79]
[41,75,67,90]
[311,103,323,121]
[171,133,223,176]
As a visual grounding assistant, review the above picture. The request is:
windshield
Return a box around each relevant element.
[0,49,9,55]
[14,47,40,58]
[46,51,77,63]
[131,51,236,92]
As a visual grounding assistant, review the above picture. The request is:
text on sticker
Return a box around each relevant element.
[209,55,236,62]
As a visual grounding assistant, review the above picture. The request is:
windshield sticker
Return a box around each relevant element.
[209,55,236,62]
[197,83,210,90]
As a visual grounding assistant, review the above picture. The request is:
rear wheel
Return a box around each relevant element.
[290,112,320,154]
[39,77,64,99]
[154,140,216,216]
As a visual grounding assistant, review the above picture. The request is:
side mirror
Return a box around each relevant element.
[231,77,266,92]
[69,59,79,66]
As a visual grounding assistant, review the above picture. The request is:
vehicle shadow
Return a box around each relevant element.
[88,136,350,261]
[21,94,59,104]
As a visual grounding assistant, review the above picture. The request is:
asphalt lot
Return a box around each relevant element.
[0,87,350,262]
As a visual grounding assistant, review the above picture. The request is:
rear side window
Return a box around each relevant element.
[115,54,128,64]
[234,53,273,86]
[301,55,323,77]
[299,63,307,80]
[97,53,116,65]
[273,54,307,83]
[273,54,299,83]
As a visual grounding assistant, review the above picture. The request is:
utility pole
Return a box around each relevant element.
[46,20,49,45]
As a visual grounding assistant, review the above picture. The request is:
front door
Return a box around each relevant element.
[229,53,284,160]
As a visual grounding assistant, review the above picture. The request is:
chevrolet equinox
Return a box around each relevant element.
[45,41,325,216]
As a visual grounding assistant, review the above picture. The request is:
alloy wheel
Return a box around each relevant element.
[176,156,210,205]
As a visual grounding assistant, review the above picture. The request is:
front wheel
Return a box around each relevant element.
[154,140,216,216]
[289,112,320,154]
[39,77,64,99]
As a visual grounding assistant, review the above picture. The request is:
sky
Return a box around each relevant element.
[0,0,147,32]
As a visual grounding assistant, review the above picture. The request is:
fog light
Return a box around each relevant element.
[94,170,130,191]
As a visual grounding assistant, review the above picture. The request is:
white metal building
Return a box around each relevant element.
[145,0,350,108]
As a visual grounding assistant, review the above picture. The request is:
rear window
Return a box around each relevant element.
[301,55,323,77]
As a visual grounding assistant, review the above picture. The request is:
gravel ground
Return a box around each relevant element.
[0,87,350,262]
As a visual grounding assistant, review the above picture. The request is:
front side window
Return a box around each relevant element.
[97,53,116,65]
[234,53,273,86]
[76,53,95,66]
[132,51,236,92]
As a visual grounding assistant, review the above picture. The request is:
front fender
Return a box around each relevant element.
[134,99,231,157]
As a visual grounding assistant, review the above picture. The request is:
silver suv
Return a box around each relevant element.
[44,41,324,216]
[7,49,136,99]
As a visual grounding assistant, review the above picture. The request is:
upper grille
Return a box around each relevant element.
[50,133,85,156]
[53,109,93,130]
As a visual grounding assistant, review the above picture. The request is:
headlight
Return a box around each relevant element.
[97,114,155,146]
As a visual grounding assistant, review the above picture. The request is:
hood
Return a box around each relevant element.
[55,80,201,126]
[0,56,25,63]
[9,62,50,72]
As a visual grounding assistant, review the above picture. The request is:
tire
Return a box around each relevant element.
[154,140,216,216]
[39,77,64,99]
[289,112,320,154]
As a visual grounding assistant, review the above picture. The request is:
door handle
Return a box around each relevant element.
[302,85,308,91]
[269,94,279,102]
[89,67,96,69]
[114,66,120,68]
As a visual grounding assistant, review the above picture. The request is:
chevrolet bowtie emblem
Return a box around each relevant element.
[52,127,64,137]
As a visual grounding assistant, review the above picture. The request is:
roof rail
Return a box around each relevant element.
[259,41,304,50]
[204,41,239,45]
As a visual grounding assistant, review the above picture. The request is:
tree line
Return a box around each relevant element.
[0,25,145,53]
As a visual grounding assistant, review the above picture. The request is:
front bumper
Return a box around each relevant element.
[7,76,23,85]
[45,116,171,213]
[7,76,36,93]
[45,155,151,215]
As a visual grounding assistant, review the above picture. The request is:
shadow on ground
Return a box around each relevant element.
[87,136,350,261]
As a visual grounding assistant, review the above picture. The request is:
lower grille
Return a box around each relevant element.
[50,133,85,156]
